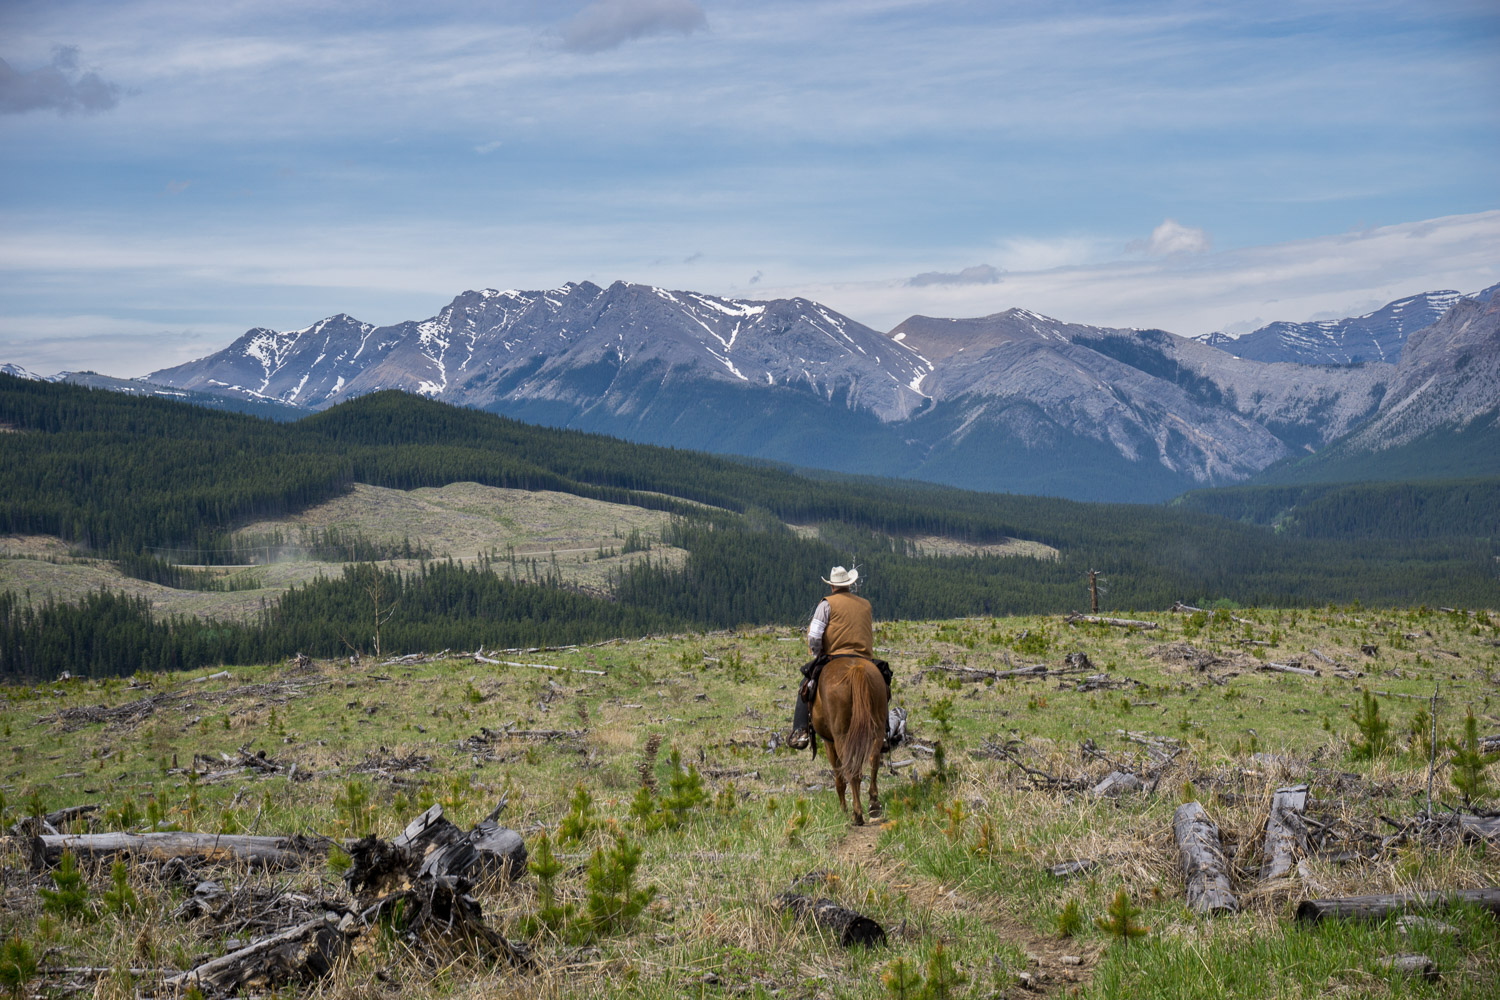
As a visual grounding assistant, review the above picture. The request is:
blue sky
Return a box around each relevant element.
[1,0,1497,376]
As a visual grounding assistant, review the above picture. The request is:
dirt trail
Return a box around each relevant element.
[833,821,1098,996]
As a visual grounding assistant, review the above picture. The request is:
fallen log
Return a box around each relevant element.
[1259,661,1320,678]
[1260,785,1310,881]
[164,912,352,995]
[1308,649,1338,667]
[1173,801,1237,914]
[1458,814,1500,844]
[926,663,1051,682]
[1380,954,1439,982]
[1168,602,1255,626]
[1295,888,1500,923]
[25,831,325,872]
[1067,614,1159,630]
[774,892,885,947]
[473,654,605,676]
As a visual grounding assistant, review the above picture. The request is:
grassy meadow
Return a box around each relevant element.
[1,603,1498,998]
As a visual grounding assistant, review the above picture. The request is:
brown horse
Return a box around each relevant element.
[810,655,887,825]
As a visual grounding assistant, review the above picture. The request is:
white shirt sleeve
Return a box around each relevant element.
[807,599,830,655]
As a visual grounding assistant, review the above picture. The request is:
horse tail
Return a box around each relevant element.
[841,661,879,784]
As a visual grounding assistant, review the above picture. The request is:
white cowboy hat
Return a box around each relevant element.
[822,565,859,588]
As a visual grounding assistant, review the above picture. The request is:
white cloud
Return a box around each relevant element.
[761,211,1500,334]
[1130,218,1212,256]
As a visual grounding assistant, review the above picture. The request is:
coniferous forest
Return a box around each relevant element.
[1,373,1496,679]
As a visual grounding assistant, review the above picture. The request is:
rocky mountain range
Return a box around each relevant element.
[8,280,1495,502]
[1198,282,1500,365]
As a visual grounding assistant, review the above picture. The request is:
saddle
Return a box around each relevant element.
[798,654,903,755]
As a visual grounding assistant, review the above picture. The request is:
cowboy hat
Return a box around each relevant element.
[822,565,859,588]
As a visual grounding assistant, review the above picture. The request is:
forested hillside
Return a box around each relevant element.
[1175,478,1500,540]
[2,374,1496,679]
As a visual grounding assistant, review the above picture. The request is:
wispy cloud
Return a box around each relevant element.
[0,45,121,115]
[1129,218,1212,256]
[559,0,708,54]
[907,264,1002,287]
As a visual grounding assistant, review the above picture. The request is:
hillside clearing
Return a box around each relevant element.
[2,606,1497,998]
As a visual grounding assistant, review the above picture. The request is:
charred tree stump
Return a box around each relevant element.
[1173,801,1238,914]
[1295,888,1500,923]
[164,912,352,995]
[1260,785,1309,881]
[775,892,886,947]
[361,875,532,968]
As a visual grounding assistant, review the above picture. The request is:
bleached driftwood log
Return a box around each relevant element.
[1173,801,1238,914]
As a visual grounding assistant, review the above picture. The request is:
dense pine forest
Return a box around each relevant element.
[1,374,1496,679]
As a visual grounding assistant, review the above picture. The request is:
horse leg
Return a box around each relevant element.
[850,768,865,827]
[867,750,882,819]
[826,741,847,814]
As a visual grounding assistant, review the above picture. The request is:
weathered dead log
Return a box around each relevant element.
[1066,614,1159,630]
[1258,661,1319,677]
[1173,801,1238,914]
[1308,649,1338,666]
[774,892,885,947]
[1457,814,1500,844]
[1380,954,1439,981]
[1092,771,1144,798]
[473,654,605,676]
[25,831,324,872]
[43,805,99,828]
[1260,785,1309,881]
[165,912,352,994]
[1295,888,1500,923]
[1048,859,1098,879]
[1169,602,1255,626]
[926,663,1050,682]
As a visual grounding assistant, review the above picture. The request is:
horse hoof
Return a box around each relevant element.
[868,803,882,819]
[852,814,865,827]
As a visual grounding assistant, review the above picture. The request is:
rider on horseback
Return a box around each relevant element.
[789,565,900,750]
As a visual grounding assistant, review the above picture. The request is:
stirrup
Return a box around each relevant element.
[787,728,813,750]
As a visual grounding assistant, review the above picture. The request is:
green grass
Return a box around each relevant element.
[1,605,1497,998]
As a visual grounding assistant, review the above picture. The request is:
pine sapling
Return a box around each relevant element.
[919,942,966,1000]
[1056,899,1083,938]
[39,850,91,921]
[1094,888,1149,942]
[519,830,574,939]
[1349,691,1391,759]
[0,936,38,1000]
[558,784,597,845]
[1449,708,1499,808]
[583,830,656,937]
[881,956,923,1000]
[101,859,137,914]
[784,797,810,844]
